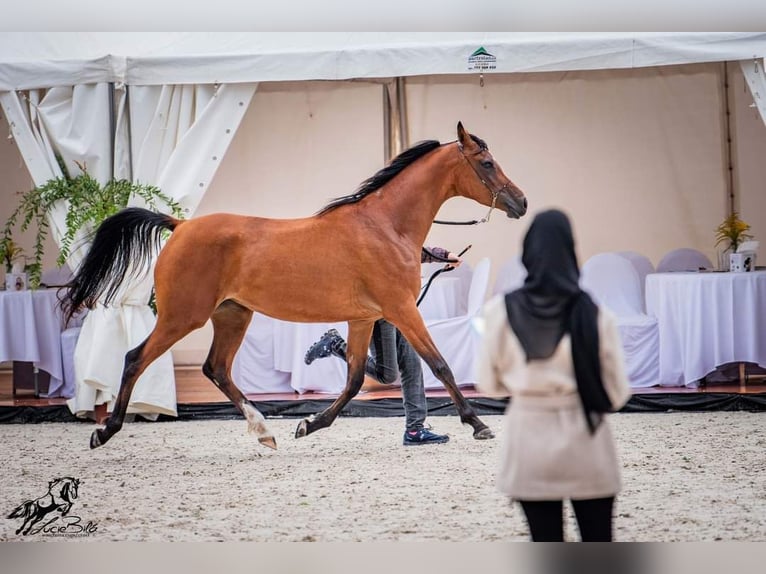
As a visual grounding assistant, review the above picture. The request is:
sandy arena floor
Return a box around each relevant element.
[1,411,765,542]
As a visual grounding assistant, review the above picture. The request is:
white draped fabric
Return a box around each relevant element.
[581,253,660,388]
[424,257,491,390]
[656,248,714,273]
[615,251,656,311]
[0,289,83,397]
[740,58,766,127]
[492,255,526,297]
[646,270,766,387]
[0,85,111,268]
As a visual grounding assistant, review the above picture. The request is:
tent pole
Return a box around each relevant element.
[722,61,736,216]
[125,84,133,181]
[383,83,392,164]
[396,77,409,152]
[108,82,116,179]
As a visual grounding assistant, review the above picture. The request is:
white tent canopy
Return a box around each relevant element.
[1,32,766,90]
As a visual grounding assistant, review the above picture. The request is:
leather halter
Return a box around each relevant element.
[433,142,512,226]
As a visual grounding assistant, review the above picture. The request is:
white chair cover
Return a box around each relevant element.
[492,255,526,296]
[60,326,81,399]
[580,253,659,388]
[615,251,655,311]
[420,260,473,318]
[422,257,492,389]
[231,312,293,394]
[656,248,713,272]
[40,264,73,287]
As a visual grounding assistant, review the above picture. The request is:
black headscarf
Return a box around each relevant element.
[504,209,613,433]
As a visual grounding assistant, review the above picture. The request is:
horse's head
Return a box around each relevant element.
[50,477,79,502]
[454,122,527,220]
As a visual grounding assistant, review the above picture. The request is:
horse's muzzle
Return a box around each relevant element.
[503,196,528,219]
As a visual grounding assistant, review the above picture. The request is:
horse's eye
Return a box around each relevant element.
[481,161,494,169]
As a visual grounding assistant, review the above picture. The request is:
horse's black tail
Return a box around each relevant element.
[60,207,180,325]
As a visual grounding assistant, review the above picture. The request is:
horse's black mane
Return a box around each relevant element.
[315,140,443,215]
[316,134,488,215]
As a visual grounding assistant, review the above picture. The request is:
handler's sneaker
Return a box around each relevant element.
[403,427,450,446]
[304,329,344,365]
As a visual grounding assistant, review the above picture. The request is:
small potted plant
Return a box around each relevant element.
[715,212,753,271]
[2,238,28,290]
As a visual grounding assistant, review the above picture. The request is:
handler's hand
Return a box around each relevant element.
[445,252,463,270]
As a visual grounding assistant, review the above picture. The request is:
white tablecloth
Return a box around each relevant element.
[232,273,467,394]
[0,288,83,397]
[645,270,766,387]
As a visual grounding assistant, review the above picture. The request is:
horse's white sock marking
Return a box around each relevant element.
[240,400,277,449]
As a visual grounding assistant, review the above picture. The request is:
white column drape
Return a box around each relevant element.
[740,58,766,127]
[69,82,257,420]
[0,84,111,269]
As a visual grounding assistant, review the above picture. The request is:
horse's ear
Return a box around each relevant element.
[456,121,473,150]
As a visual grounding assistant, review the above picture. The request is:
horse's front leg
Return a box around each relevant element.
[295,319,375,438]
[393,304,494,440]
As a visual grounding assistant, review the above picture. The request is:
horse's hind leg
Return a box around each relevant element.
[90,316,203,449]
[202,300,276,450]
[295,319,375,438]
[392,305,494,440]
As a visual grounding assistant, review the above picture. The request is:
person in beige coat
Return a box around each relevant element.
[477,209,631,542]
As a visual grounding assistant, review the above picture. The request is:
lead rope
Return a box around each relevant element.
[417,245,472,306]
[433,191,498,225]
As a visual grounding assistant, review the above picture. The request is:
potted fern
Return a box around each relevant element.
[0,161,182,288]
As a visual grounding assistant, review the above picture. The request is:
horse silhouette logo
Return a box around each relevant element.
[7,477,80,535]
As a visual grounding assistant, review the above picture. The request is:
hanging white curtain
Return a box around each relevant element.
[0,84,111,269]
[69,82,258,420]
[740,58,766,128]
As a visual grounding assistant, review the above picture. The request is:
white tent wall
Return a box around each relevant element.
[411,64,736,277]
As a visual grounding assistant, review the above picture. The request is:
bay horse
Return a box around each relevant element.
[60,122,527,450]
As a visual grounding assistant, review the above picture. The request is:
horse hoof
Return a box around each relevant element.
[258,436,278,450]
[295,419,308,439]
[89,429,103,449]
[473,427,495,440]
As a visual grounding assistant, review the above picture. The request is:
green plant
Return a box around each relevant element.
[1,238,25,272]
[0,160,183,288]
[715,212,753,253]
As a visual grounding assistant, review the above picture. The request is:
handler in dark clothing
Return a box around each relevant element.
[304,246,461,446]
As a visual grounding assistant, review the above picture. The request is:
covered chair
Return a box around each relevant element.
[419,259,473,320]
[615,251,655,311]
[580,253,659,388]
[40,264,73,287]
[231,312,293,394]
[492,254,527,296]
[421,257,491,390]
[656,248,713,272]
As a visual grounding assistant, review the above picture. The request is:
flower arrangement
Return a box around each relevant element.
[1,238,25,272]
[715,212,753,253]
